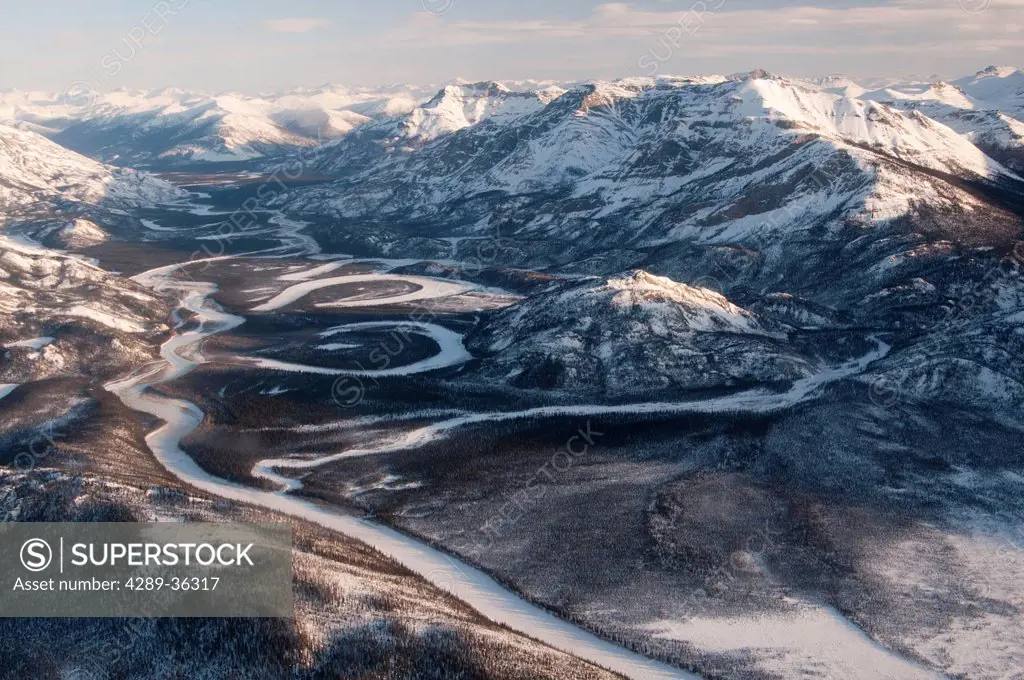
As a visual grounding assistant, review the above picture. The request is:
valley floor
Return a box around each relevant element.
[2,183,1022,680]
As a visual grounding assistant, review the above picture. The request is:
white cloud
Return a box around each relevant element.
[381,2,1018,46]
[261,18,333,34]
[335,1,1022,84]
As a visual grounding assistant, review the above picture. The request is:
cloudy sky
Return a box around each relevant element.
[2,0,1021,92]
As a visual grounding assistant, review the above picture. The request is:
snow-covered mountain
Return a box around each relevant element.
[0,122,184,221]
[4,66,1021,175]
[0,234,170,384]
[859,66,1024,171]
[299,69,1015,200]
[466,270,814,398]
[2,66,1022,412]
[301,80,568,178]
[54,219,108,248]
[804,75,869,99]
[0,80,572,167]
[2,66,1023,680]
[286,70,1021,283]
[953,65,1024,115]
[272,67,1023,417]
[0,85,437,166]
[403,81,561,142]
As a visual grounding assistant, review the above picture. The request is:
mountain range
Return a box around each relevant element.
[1,65,1023,680]
[1,66,1020,171]
[0,121,183,223]
[271,66,1023,419]
[3,66,1022,418]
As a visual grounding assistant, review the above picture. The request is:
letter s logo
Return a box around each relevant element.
[21,539,52,572]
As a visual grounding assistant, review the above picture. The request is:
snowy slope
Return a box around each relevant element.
[0,84,438,165]
[856,67,1024,171]
[289,71,1019,265]
[309,80,568,176]
[0,122,184,219]
[805,75,869,99]
[466,270,814,397]
[56,218,108,248]
[952,66,1024,116]
[6,68,1019,172]
[400,81,561,143]
[0,234,169,384]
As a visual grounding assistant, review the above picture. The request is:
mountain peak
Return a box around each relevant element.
[453,80,513,95]
[979,65,1021,77]
[730,68,781,82]
[605,270,756,324]
[608,270,710,298]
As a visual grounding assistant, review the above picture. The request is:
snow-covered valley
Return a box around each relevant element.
[1,64,1023,680]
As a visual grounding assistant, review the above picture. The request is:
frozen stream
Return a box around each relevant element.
[106,261,701,680]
